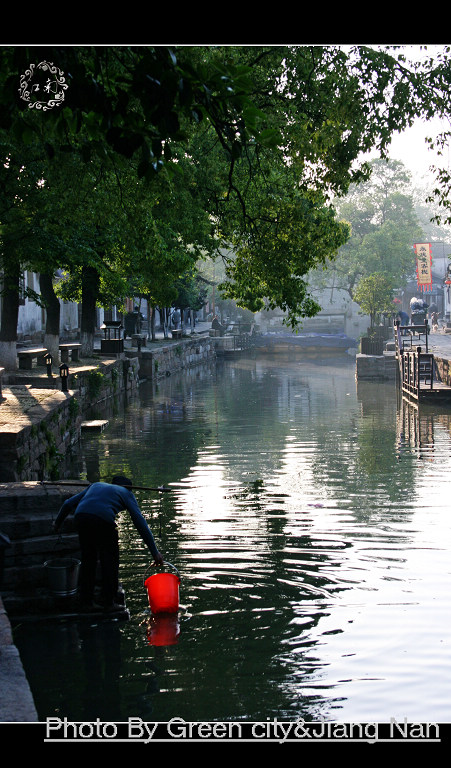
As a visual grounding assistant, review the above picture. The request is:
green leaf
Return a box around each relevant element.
[256,128,281,147]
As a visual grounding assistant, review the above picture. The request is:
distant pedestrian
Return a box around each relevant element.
[53,476,164,612]
[172,309,181,330]
[211,315,225,335]
[396,310,409,336]
[396,310,409,327]
[431,311,439,332]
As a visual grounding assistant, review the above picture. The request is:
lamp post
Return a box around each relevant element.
[45,352,53,377]
[59,363,69,392]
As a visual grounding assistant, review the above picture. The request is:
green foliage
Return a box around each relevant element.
[353,272,395,328]
[173,267,208,312]
[309,159,424,301]
[86,370,105,400]
[218,182,350,327]
[1,47,270,178]
[4,45,451,334]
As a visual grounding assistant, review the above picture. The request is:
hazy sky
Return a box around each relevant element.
[388,115,451,183]
[383,45,451,183]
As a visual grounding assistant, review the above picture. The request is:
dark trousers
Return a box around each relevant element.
[75,513,119,605]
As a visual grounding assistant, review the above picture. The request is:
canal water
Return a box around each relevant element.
[13,352,451,724]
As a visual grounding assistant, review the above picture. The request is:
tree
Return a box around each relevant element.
[353,272,395,329]
[219,177,350,327]
[1,46,268,184]
[4,44,451,348]
[308,159,425,303]
[173,267,208,333]
[174,47,437,326]
[37,150,137,356]
[0,140,58,366]
[104,154,216,339]
[1,46,260,362]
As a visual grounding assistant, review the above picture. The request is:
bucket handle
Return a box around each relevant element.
[144,561,180,585]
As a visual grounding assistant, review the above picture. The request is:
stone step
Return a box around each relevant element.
[2,584,128,619]
[81,419,109,432]
[3,561,66,590]
[4,532,79,567]
[0,511,75,539]
[0,482,75,513]
[2,541,81,588]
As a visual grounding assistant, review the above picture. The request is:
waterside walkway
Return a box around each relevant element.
[0,596,38,721]
[421,326,451,363]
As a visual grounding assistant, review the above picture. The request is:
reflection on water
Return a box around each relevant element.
[13,354,451,723]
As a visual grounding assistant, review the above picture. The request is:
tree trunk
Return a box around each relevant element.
[80,265,100,356]
[0,258,21,369]
[148,299,156,341]
[39,272,60,361]
[159,307,169,338]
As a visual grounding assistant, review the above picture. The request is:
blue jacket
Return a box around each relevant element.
[55,482,159,557]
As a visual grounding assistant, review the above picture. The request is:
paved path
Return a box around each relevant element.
[0,597,38,721]
[426,328,451,359]
[0,325,213,430]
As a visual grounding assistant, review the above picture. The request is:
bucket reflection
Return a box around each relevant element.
[146,614,181,647]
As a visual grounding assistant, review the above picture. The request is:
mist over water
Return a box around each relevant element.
[13,353,451,723]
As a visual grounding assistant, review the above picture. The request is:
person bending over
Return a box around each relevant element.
[54,475,164,611]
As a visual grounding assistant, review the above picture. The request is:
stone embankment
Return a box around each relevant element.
[137,333,215,379]
[0,482,80,612]
[0,482,80,722]
[356,346,397,380]
[0,356,140,483]
[0,333,216,483]
[0,351,141,722]
[0,332,217,602]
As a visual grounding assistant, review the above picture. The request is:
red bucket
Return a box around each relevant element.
[144,562,180,615]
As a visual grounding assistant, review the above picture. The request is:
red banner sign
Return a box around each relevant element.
[414,243,432,291]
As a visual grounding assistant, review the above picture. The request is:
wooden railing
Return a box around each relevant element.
[394,319,429,354]
[402,347,434,395]
[214,333,255,354]
[394,320,434,399]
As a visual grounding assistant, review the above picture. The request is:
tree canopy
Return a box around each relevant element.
[353,272,396,329]
[308,158,425,302]
[3,43,451,354]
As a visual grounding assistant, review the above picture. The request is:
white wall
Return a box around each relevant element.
[2,272,80,339]
[309,286,370,338]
